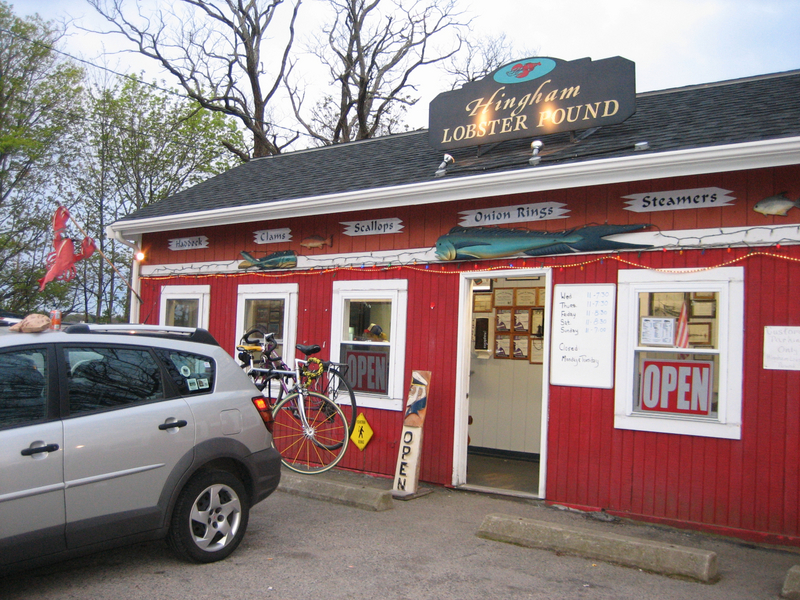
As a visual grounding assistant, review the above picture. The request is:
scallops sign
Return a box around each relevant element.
[428,56,636,150]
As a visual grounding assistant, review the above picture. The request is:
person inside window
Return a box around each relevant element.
[364,323,388,341]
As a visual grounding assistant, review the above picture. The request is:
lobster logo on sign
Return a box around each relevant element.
[493,57,556,84]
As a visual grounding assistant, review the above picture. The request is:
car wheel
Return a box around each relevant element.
[168,470,250,563]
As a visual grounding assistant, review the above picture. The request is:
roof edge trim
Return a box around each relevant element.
[108,136,800,237]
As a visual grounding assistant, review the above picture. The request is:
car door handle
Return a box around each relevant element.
[158,420,188,430]
[21,443,60,456]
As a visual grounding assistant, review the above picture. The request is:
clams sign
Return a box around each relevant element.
[428,56,636,150]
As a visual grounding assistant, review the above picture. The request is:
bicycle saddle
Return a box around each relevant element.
[296,344,320,356]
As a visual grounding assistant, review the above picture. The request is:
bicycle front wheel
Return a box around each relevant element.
[311,365,357,435]
[271,391,349,474]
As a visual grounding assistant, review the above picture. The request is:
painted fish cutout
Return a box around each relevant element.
[435,224,651,261]
[239,250,297,270]
[300,234,333,249]
[753,193,800,216]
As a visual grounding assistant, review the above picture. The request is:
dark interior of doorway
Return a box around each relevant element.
[467,447,539,495]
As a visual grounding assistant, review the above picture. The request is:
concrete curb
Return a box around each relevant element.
[278,472,394,512]
[477,513,718,583]
[782,565,800,598]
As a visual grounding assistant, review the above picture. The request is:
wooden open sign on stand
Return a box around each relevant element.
[392,370,432,500]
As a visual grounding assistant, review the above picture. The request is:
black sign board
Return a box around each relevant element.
[428,56,636,151]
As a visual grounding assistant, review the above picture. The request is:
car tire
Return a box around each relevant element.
[168,470,250,563]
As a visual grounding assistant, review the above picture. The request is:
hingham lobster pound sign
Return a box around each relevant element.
[428,56,636,150]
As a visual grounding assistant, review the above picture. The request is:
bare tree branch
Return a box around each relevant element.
[286,0,469,145]
[86,0,302,159]
[442,32,539,89]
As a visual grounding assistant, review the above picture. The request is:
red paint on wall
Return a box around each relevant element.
[135,164,800,545]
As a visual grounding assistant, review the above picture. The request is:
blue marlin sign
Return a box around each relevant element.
[435,224,651,261]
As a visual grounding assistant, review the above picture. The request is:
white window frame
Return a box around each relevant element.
[159,285,210,329]
[235,284,298,363]
[330,279,408,411]
[614,267,744,440]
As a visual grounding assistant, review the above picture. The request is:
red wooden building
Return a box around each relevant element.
[109,63,800,546]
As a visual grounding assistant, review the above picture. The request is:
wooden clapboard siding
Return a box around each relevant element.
[543,245,800,542]
[140,165,800,266]
[139,266,461,485]
[134,162,800,543]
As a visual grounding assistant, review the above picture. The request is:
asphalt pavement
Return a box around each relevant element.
[2,468,799,600]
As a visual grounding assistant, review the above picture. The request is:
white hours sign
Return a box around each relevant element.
[550,284,616,389]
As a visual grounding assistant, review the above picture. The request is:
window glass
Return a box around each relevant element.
[340,299,392,395]
[0,348,48,428]
[633,292,719,418]
[330,280,408,410]
[165,298,199,327]
[244,298,285,358]
[66,347,164,415]
[160,285,210,329]
[614,268,743,439]
[154,349,216,396]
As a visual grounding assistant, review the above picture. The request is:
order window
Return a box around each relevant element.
[330,280,408,411]
[614,267,743,439]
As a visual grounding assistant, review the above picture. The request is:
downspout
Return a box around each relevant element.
[107,227,143,323]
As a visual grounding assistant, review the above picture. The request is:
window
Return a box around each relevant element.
[160,285,210,328]
[66,346,164,415]
[235,284,298,362]
[330,280,408,410]
[154,349,216,396]
[0,348,48,428]
[614,267,744,439]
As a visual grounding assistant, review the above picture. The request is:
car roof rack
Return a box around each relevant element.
[63,323,220,346]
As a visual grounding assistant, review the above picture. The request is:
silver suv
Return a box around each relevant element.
[0,323,281,572]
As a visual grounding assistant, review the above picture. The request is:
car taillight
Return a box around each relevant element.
[251,396,274,433]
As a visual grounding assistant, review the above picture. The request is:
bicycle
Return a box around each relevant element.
[237,327,354,474]
[237,326,358,435]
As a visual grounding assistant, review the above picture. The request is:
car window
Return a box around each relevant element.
[153,348,216,396]
[0,347,48,429]
[66,346,164,415]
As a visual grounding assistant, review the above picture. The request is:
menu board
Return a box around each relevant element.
[550,284,616,389]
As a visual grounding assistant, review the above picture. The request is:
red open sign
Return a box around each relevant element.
[342,349,389,394]
[639,359,714,416]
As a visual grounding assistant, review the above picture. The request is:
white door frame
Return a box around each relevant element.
[452,268,551,499]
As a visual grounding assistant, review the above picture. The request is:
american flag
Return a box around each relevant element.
[675,301,689,348]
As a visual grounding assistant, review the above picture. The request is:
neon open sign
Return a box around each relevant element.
[639,359,714,416]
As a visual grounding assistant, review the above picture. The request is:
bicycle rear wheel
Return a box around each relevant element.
[271,391,349,474]
[311,365,357,435]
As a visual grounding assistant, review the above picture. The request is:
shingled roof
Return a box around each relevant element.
[115,69,800,230]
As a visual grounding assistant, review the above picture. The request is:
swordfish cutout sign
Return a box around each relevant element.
[392,371,432,499]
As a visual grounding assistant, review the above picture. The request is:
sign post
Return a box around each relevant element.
[392,371,432,500]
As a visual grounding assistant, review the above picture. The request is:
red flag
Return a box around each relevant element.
[38,207,96,291]
[675,301,689,348]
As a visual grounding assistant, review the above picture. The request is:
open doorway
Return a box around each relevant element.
[455,271,549,498]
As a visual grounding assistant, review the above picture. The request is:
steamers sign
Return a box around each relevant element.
[428,56,636,150]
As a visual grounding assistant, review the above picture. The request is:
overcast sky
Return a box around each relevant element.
[19,0,800,129]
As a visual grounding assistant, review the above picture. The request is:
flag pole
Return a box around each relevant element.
[65,211,144,305]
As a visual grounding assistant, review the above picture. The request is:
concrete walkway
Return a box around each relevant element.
[280,467,800,594]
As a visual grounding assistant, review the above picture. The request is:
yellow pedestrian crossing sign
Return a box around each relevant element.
[350,413,373,451]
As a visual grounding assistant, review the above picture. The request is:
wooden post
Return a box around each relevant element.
[392,370,432,499]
